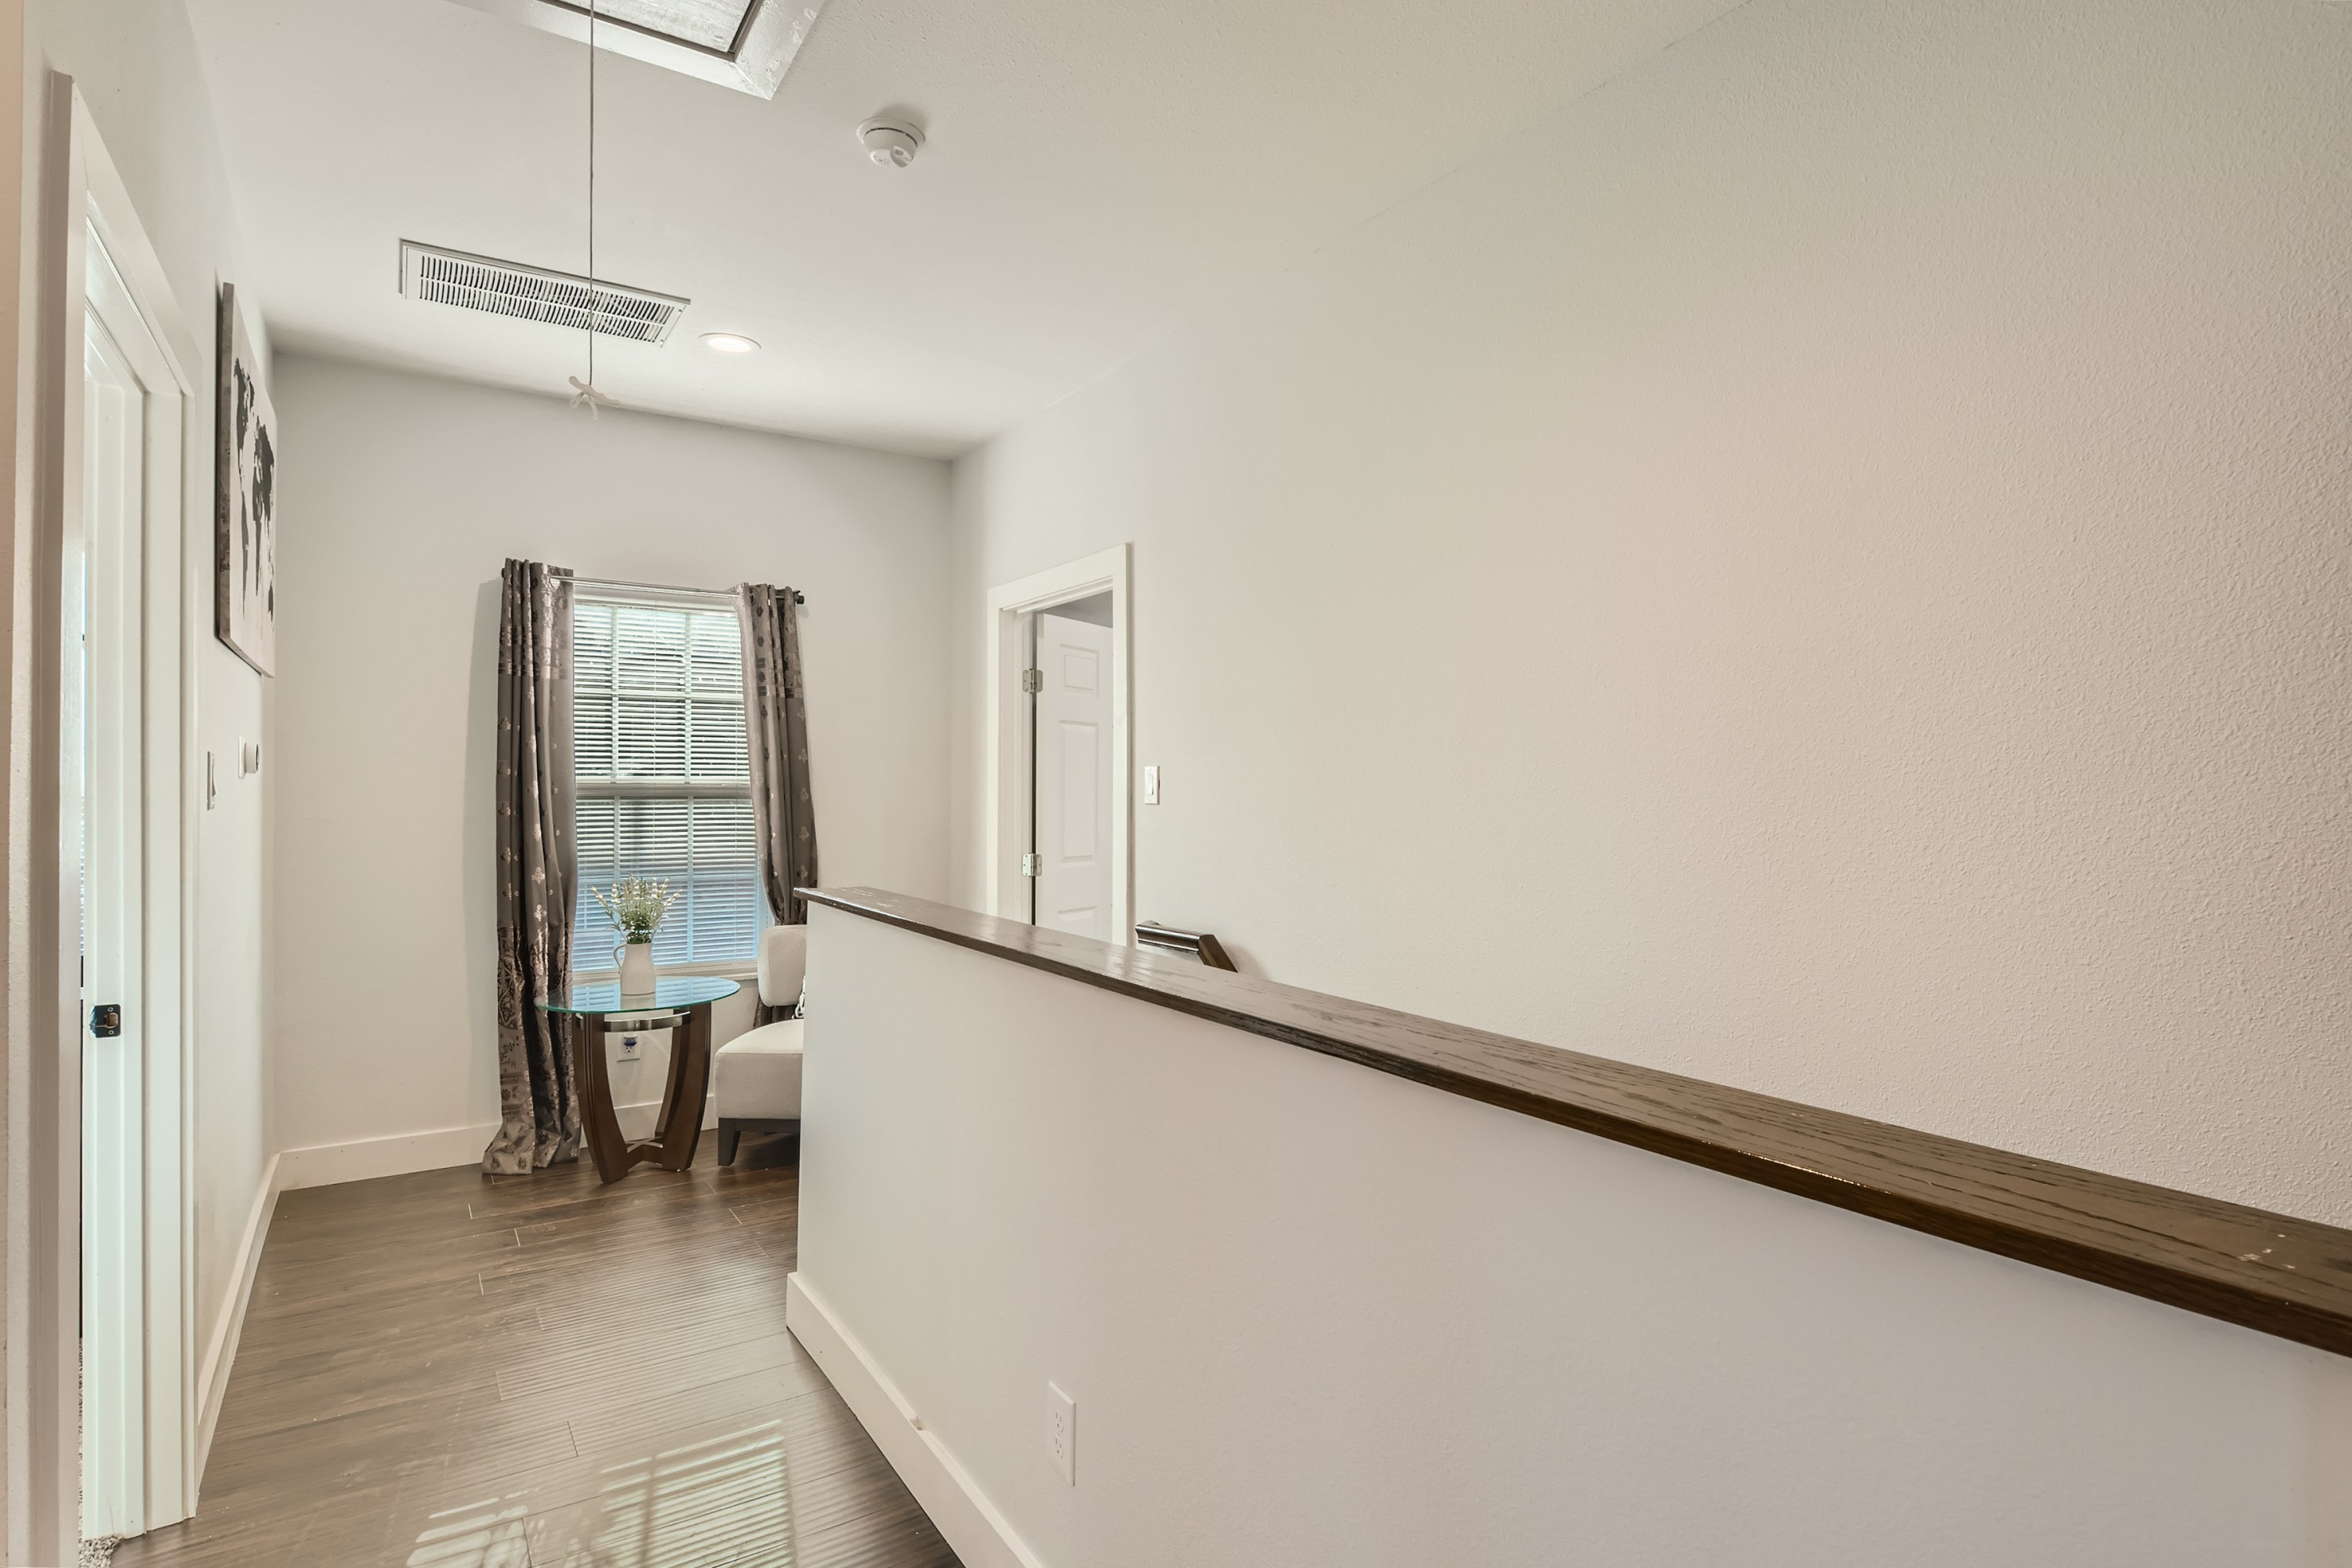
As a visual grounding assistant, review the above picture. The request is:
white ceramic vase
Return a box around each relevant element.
[615,941,656,997]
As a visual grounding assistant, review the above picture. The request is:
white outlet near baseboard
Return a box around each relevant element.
[1046,1381,1076,1485]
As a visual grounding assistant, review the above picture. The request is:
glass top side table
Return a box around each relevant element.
[534,976,742,1182]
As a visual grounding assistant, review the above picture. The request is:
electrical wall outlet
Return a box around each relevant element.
[1046,1381,1076,1485]
[619,1034,640,1062]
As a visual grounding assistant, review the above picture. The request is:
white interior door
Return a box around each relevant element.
[1032,612,1113,939]
[79,226,187,1537]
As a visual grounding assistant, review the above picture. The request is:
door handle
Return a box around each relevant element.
[90,1004,122,1038]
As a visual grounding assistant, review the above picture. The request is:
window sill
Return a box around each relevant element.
[572,959,757,984]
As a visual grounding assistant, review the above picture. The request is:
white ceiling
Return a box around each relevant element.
[183,0,1740,456]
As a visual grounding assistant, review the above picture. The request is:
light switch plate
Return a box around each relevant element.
[1046,1381,1076,1484]
[1142,764,1160,805]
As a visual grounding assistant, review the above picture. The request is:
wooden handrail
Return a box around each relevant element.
[800,886,2352,1359]
[1134,921,1237,971]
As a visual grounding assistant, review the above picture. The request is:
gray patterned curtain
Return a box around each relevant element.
[738,584,818,924]
[483,560,581,1174]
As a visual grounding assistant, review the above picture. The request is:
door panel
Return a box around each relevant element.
[1057,723,1098,858]
[79,225,190,1536]
[1033,613,1112,940]
[80,260,148,1540]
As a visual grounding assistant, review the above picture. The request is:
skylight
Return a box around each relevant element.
[448,0,826,99]
[542,0,755,55]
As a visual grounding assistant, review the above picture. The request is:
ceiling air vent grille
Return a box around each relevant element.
[399,241,689,345]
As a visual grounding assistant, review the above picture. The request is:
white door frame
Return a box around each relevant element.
[983,546,1131,940]
[11,77,201,1554]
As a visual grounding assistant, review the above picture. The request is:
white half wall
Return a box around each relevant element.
[947,0,2352,1225]
[793,905,2352,1568]
[269,355,950,1163]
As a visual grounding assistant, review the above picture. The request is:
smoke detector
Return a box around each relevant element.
[858,116,924,169]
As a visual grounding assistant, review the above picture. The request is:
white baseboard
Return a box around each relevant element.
[785,1273,1047,1568]
[194,1152,281,1494]
[277,1122,499,1190]
[275,1098,720,1192]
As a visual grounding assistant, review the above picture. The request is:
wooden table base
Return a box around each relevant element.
[568,1001,714,1183]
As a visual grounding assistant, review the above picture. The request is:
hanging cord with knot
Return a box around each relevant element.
[568,0,615,415]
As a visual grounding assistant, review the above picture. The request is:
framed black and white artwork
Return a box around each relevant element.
[215,282,276,677]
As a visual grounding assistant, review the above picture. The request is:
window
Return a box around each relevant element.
[572,594,761,971]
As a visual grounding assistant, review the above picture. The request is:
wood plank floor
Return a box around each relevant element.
[117,1142,958,1568]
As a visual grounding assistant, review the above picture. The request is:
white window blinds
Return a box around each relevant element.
[572,596,760,970]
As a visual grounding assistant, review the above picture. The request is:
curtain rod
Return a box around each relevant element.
[567,574,805,605]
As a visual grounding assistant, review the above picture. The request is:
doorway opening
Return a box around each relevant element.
[80,221,162,1544]
[47,88,203,1553]
[985,547,1131,942]
[1024,593,1112,936]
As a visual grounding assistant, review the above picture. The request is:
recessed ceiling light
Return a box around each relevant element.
[701,332,759,354]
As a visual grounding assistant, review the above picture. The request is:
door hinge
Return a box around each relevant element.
[1022,668,1044,694]
[1020,852,1044,877]
[90,1004,122,1039]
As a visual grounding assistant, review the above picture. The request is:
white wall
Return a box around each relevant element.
[948,0,2352,1225]
[795,907,2352,1568]
[270,354,950,1166]
[9,0,273,1541]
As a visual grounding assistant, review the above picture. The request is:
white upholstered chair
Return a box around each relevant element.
[713,924,806,1166]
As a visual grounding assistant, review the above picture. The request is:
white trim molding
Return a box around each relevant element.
[275,1097,720,1192]
[276,1124,500,1192]
[81,83,207,1540]
[982,545,1132,942]
[10,75,209,1555]
[193,1155,280,1493]
[785,1273,1047,1568]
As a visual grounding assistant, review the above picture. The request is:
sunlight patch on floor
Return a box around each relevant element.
[410,1421,797,1568]
[407,1500,528,1566]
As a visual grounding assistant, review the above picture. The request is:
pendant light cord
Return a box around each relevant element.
[565,0,615,414]
[586,0,597,395]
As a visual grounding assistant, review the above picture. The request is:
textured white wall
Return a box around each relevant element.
[270,356,951,1160]
[800,908,2352,1567]
[949,0,2352,1224]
